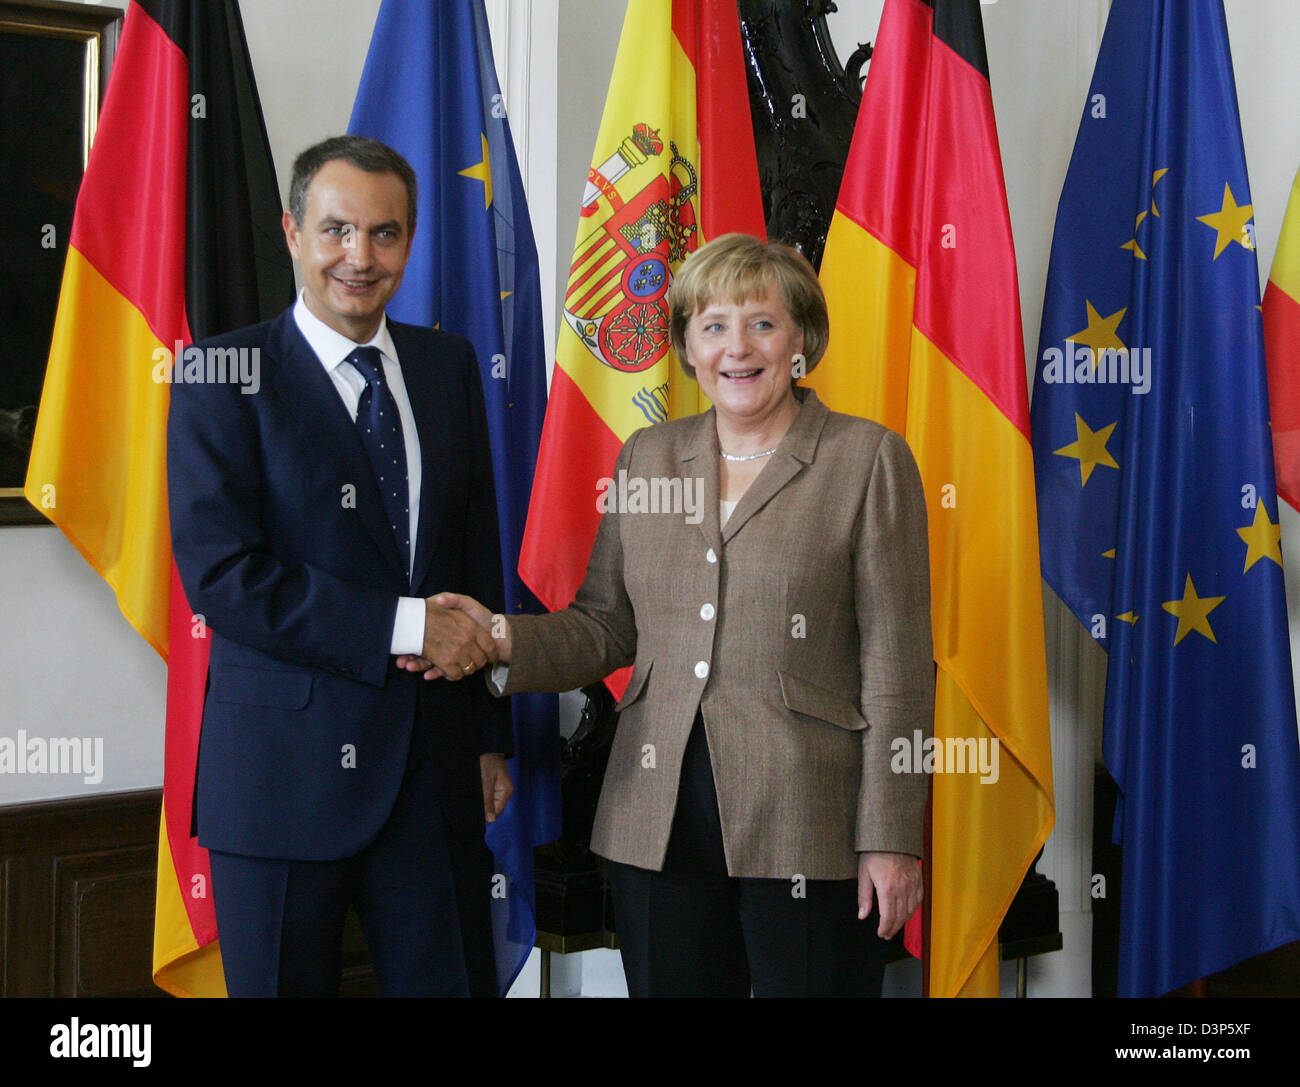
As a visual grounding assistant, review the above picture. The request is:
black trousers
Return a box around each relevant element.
[209,707,494,997]
[605,713,888,997]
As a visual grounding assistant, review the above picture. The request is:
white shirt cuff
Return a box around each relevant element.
[391,596,426,656]
[488,664,510,695]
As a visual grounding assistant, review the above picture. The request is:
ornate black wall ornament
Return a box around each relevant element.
[738,0,871,269]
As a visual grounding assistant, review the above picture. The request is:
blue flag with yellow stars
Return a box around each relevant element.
[350,0,560,996]
[1031,0,1300,997]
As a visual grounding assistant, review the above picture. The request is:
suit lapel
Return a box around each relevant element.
[720,388,829,545]
[264,310,407,576]
[390,321,450,593]
[679,409,723,555]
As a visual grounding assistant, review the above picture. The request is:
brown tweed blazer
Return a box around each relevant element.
[501,387,933,880]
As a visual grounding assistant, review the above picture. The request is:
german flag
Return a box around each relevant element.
[517,0,764,694]
[1263,167,1300,511]
[23,0,292,996]
[809,0,1053,996]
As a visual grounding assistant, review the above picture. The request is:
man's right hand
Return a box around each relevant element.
[422,596,498,680]
[399,593,509,680]
[431,592,510,661]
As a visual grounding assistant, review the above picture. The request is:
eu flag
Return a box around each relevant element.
[1031,0,1300,997]
[350,0,560,995]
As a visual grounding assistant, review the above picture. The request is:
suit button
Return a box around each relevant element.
[699,603,715,620]
[706,548,717,564]
[694,660,709,679]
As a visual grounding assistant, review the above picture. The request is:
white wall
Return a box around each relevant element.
[0,526,165,800]
[8,0,1300,998]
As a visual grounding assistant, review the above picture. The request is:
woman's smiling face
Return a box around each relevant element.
[684,283,803,426]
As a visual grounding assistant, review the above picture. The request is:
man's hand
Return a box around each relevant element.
[419,595,498,681]
[398,593,510,680]
[480,753,513,823]
[857,851,923,939]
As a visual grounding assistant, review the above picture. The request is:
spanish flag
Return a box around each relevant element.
[518,0,764,674]
[1263,167,1300,511]
[24,0,292,996]
[809,0,1053,996]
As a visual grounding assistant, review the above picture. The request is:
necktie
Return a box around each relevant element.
[347,346,410,575]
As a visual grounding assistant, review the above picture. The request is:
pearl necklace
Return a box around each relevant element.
[720,447,778,463]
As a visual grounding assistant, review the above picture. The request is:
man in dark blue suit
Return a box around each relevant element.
[167,136,512,997]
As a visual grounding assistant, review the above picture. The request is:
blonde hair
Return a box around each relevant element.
[668,233,829,380]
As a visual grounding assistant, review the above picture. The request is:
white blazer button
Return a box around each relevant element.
[699,603,715,620]
[694,660,709,679]
[706,548,717,563]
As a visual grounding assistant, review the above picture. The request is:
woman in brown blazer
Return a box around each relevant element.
[412,234,933,996]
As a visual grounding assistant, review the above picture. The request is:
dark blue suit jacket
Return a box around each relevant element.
[167,305,511,862]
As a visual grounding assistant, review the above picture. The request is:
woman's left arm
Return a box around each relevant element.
[852,428,935,935]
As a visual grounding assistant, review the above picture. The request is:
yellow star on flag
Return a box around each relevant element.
[1121,210,1148,260]
[1236,502,1283,572]
[1196,182,1253,259]
[1116,611,1139,625]
[1161,573,1226,645]
[458,133,493,210]
[1122,170,1169,257]
[1068,300,1127,362]
[1150,167,1168,216]
[1053,413,1119,485]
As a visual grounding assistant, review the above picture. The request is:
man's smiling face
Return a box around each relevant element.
[283,158,413,342]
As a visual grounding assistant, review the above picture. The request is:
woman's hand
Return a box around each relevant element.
[395,592,511,679]
[858,851,922,939]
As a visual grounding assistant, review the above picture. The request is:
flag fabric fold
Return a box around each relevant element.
[517,0,765,704]
[810,0,1054,996]
[24,0,293,996]
[1263,167,1300,511]
[1031,0,1300,997]
[349,0,560,995]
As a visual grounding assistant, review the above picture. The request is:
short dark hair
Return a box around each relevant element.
[288,135,418,234]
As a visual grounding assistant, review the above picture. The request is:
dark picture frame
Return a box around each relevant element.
[0,0,122,525]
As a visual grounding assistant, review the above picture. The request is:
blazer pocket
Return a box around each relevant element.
[777,670,868,731]
[614,658,653,712]
[209,665,314,710]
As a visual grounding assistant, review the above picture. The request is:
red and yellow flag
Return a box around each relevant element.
[518,0,764,687]
[24,0,292,996]
[810,0,1054,996]
[1263,166,1300,511]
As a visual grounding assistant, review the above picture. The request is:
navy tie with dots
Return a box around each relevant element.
[347,346,410,576]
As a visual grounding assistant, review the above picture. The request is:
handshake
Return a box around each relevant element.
[398,592,512,681]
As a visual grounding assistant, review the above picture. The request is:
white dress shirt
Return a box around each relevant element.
[292,292,426,655]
